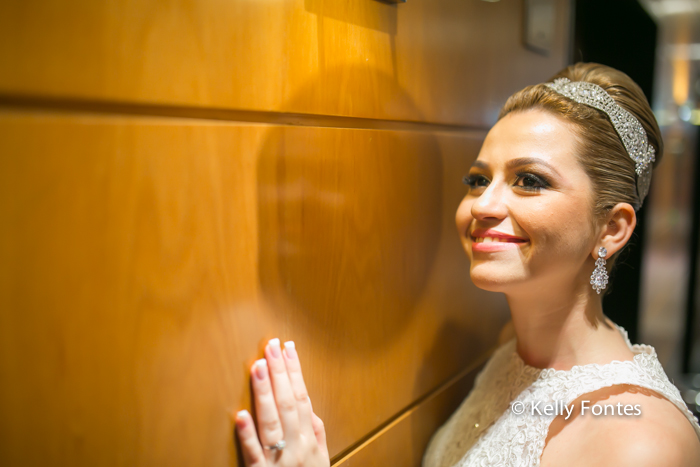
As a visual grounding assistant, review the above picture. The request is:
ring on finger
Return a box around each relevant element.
[263,440,286,451]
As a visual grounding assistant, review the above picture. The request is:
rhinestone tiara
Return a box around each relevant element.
[544,77,656,209]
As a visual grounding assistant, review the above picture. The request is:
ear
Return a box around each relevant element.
[594,203,636,258]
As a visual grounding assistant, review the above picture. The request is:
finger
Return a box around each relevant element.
[250,358,285,452]
[281,341,315,438]
[265,338,301,441]
[311,411,329,461]
[233,409,267,467]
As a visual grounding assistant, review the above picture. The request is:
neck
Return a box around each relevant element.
[505,277,629,370]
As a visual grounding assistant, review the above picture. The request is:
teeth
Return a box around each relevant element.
[474,236,520,243]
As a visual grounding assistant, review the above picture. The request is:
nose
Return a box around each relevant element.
[471,179,508,221]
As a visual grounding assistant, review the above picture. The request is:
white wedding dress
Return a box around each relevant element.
[422,324,700,467]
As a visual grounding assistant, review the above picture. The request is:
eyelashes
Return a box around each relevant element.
[514,172,551,190]
[462,172,551,191]
[462,174,486,188]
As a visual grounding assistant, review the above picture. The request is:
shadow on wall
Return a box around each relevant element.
[256,66,442,354]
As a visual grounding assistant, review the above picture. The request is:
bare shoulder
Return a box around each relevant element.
[598,389,700,467]
[497,320,515,345]
[542,385,700,467]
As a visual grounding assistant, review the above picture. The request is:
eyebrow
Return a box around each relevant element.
[471,157,562,177]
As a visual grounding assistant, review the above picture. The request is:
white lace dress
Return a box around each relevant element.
[422,325,700,467]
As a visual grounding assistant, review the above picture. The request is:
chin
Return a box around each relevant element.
[469,262,524,292]
[470,277,509,293]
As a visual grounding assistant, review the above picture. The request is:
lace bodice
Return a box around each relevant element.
[422,325,700,467]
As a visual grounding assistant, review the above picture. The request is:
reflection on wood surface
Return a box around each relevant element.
[0,112,506,466]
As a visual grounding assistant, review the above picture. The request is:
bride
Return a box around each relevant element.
[232,63,700,467]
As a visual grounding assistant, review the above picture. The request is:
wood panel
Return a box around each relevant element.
[0,110,509,466]
[331,358,488,467]
[0,0,571,127]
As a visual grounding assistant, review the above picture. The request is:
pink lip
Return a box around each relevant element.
[472,241,528,252]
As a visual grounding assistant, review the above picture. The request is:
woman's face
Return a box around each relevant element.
[455,109,599,294]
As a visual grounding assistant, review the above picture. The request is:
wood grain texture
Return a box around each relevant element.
[0,1,573,464]
[331,358,488,467]
[0,111,509,466]
[0,0,571,127]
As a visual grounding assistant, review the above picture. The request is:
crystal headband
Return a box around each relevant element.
[544,77,655,209]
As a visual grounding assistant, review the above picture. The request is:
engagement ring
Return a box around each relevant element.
[264,440,286,451]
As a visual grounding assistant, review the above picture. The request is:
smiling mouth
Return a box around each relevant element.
[470,236,529,251]
[472,236,528,243]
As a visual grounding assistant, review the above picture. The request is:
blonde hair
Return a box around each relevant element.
[498,62,663,284]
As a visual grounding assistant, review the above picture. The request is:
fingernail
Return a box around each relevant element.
[254,358,267,379]
[236,410,248,428]
[307,395,313,412]
[268,338,281,358]
[283,341,297,359]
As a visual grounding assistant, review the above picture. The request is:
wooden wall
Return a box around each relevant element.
[0,1,571,466]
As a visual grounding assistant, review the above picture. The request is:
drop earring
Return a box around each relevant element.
[590,246,609,294]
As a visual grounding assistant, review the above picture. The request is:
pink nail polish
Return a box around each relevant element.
[268,338,281,358]
[254,359,267,379]
[283,341,297,359]
[236,410,248,429]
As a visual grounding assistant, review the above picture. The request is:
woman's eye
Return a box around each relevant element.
[462,174,489,189]
[515,172,549,191]
[463,172,550,192]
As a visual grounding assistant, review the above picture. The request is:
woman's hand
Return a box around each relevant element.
[233,338,330,467]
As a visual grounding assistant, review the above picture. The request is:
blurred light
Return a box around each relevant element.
[673,58,690,105]
[642,0,700,18]
[691,109,700,125]
[693,374,700,388]
[695,391,700,406]
[654,109,679,127]
[679,104,692,122]
[684,389,698,404]
[667,44,700,61]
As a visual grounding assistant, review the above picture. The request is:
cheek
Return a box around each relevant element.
[525,198,593,256]
[455,198,473,233]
